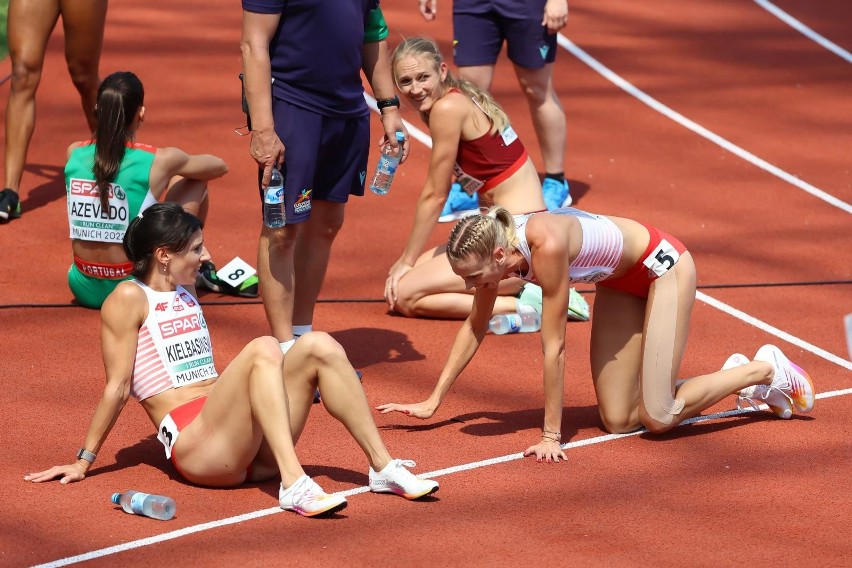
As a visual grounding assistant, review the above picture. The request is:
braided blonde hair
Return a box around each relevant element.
[392,37,509,134]
[446,206,518,266]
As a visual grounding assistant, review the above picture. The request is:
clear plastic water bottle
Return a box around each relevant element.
[370,131,405,195]
[489,312,541,335]
[112,490,176,521]
[263,167,286,228]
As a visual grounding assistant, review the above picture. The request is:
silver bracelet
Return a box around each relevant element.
[77,448,97,464]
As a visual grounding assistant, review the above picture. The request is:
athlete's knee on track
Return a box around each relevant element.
[637,406,676,435]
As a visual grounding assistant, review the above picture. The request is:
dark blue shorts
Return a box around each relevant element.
[259,98,370,224]
[453,10,557,70]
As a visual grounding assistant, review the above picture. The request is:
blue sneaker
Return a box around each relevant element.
[438,183,479,223]
[542,178,571,211]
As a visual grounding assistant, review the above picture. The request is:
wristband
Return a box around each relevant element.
[77,448,97,464]
[376,95,400,111]
[542,430,561,441]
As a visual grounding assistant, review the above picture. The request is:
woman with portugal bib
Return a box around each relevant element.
[378,206,815,461]
[26,203,438,517]
[65,71,254,310]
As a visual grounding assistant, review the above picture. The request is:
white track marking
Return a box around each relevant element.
[554,34,852,215]
[698,291,852,370]
[753,0,852,63]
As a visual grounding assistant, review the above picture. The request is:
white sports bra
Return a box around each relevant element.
[513,207,624,284]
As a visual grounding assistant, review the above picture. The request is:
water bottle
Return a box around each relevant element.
[112,490,176,521]
[489,311,541,335]
[263,167,286,228]
[369,131,405,195]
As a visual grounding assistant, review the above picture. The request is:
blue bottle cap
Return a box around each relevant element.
[111,493,121,504]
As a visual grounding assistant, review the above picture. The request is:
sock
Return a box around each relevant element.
[545,172,565,183]
[292,324,312,337]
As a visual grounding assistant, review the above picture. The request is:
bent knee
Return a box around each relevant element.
[249,336,285,367]
[637,408,677,435]
[10,59,43,91]
[599,409,641,435]
[297,331,346,362]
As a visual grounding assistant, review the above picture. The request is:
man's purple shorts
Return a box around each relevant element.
[258,97,370,224]
[453,2,557,70]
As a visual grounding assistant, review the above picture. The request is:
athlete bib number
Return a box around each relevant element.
[642,239,680,277]
[157,414,179,459]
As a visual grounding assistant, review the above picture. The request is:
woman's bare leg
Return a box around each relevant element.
[638,253,773,433]
[59,0,107,132]
[164,176,209,221]
[395,245,525,318]
[4,0,61,191]
[173,336,306,487]
[283,332,392,472]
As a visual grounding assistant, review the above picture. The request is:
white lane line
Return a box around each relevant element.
[35,386,852,568]
[555,34,852,215]
[754,0,852,63]
[697,291,852,370]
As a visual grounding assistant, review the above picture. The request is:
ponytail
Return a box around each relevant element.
[93,71,144,211]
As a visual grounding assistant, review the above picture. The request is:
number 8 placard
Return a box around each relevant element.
[216,256,257,288]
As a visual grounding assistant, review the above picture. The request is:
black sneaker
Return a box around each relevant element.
[0,189,22,223]
[196,260,259,298]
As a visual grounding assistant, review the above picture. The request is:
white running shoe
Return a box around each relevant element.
[369,459,439,500]
[728,353,794,419]
[279,475,347,517]
[753,344,815,413]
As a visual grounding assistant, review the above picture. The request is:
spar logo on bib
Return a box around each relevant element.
[69,179,126,201]
[159,314,203,338]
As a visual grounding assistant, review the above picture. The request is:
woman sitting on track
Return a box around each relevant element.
[384,37,588,322]
[65,70,255,309]
[26,203,439,517]
[378,206,815,462]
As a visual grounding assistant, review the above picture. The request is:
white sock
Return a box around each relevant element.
[292,324,312,337]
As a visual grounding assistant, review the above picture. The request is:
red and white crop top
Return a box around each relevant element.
[450,90,528,194]
[130,281,218,401]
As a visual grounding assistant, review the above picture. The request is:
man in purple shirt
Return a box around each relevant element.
[241,1,408,348]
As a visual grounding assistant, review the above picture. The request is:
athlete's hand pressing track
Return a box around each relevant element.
[523,438,567,463]
[376,400,436,419]
[24,462,87,485]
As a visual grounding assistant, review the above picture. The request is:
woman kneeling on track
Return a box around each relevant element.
[65,70,256,309]
[384,37,588,323]
[378,206,815,462]
[26,203,438,517]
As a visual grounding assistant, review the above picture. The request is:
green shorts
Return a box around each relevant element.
[68,264,133,309]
